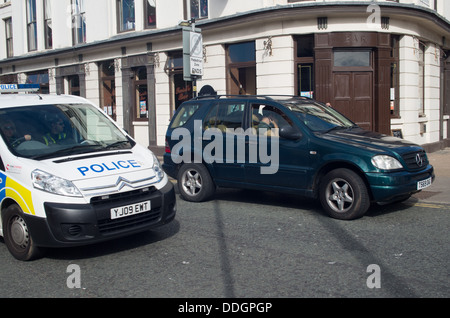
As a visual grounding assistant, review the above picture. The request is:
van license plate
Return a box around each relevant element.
[417,177,432,190]
[110,201,151,220]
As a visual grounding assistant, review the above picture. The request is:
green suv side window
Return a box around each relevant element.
[170,103,201,128]
[203,102,245,132]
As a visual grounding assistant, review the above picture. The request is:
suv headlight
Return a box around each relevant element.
[32,169,82,197]
[152,154,165,180]
[371,155,403,170]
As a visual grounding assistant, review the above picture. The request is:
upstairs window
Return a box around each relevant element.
[118,0,135,32]
[4,17,13,57]
[71,0,86,45]
[44,0,53,49]
[187,0,208,20]
[26,0,37,51]
[145,0,156,29]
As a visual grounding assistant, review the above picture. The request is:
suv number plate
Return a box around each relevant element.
[417,177,432,190]
[111,201,151,220]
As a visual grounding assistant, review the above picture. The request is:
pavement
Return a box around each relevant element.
[160,148,450,205]
[412,148,450,204]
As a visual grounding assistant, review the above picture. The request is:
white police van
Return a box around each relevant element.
[0,84,176,260]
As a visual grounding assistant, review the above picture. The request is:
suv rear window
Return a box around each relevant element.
[170,103,201,128]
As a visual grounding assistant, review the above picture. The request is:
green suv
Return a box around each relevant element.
[163,95,434,220]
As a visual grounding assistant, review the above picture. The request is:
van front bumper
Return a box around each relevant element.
[24,182,176,248]
[366,165,435,203]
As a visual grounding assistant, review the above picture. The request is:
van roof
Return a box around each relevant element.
[0,94,89,108]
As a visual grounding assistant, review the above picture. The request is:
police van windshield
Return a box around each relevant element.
[0,103,134,159]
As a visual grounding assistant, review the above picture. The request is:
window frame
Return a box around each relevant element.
[226,41,257,95]
[71,0,86,45]
[117,0,136,33]
[133,66,149,121]
[185,0,208,21]
[98,60,117,121]
[4,17,13,58]
[44,0,52,49]
[144,0,156,29]
[294,34,315,98]
[333,49,373,71]
[390,35,400,118]
[26,0,37,52]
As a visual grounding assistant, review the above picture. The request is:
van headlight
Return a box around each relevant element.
[371,155,403,170]
[152,154,165,180]
[32,169,82,197]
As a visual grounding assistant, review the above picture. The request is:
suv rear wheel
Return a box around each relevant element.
[178,163,215,202]
[319,168,370,220]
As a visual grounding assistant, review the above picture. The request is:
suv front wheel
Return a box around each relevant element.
[319,168,370,220]
[178,163,215,202]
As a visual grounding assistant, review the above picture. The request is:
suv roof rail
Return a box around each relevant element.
[192,94,311,101]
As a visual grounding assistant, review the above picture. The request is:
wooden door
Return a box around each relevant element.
[333,72,373,131]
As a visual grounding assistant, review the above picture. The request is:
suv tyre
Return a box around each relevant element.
[319,168,370,220]
[178,163,215,202]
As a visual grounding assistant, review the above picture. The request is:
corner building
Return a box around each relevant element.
[1,0,449,153]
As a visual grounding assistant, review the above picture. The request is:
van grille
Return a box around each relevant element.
[402,150,428,170]
[90,186,162,235]
[98,208,162,234]
[90,187,156,205]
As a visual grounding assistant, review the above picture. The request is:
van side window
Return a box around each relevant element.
[0,156,4,172]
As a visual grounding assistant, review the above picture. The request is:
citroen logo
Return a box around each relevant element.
[115,176,133,191]
[416,153,424,167]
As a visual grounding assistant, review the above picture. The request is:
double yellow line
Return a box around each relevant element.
[409,202,450,210]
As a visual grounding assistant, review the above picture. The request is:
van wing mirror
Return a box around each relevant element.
[279,126,302,140]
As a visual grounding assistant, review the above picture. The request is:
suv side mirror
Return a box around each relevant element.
[279,126,302,140]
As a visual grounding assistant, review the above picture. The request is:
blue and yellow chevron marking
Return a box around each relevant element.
[0,172,35,215]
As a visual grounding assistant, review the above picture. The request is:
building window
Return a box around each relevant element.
[4,18,13,58]
[133,66,148,120]
[118,0,135,32]
[187,0,208,20]
[390,35,400,117]
[72,0,86,45]
[26,0,37,51]
[295,35,315,98]
[99,60,117,121]
[165,51,193,114]
[418,43,426,117]
[68,75,81,96]
[334,50,371,67]
[145,0,156,29]
[227,42,256,95]
[44,0,53,49]
[26,71,50,94]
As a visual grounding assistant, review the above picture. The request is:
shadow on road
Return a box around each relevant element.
[43,219,180,261]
